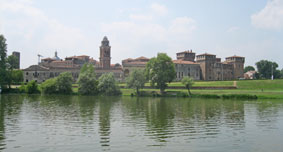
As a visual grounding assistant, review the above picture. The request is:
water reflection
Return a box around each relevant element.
[0,95,282,152]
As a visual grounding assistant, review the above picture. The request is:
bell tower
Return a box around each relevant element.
[99,36,111,69]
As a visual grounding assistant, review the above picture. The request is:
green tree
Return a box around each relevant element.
[256,60,280,79]
[98,73,121,96]
[0,35,7,88]
[145,53,175,94]
[56,72,73,94]
[77,64,98,95]
[26,80,40,94]
[6,55,20,89]
[126,69,146,95]
[11,70,23,84]
[281,69,283,79]
[244,66,255,73]
[41,78,58,94]
[181,76,194,96]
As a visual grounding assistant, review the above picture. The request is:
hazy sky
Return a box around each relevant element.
[0,0,282,69]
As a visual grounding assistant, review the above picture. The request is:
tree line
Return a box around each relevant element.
[244,60,283,79]
[0,35,23,91]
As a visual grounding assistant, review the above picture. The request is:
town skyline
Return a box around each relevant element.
[1,0,282,69]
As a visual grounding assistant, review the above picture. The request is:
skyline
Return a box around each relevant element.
[0,0,283,69]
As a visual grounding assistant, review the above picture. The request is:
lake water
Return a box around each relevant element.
[0,95,283,152]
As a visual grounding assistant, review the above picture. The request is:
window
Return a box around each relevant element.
[26,79,28,82]
[26,72,29,75]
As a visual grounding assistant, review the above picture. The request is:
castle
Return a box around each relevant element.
[23,37,245,83]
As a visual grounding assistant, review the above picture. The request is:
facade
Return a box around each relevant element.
[196,53,245,80]
[173,51,201,81]
[122,56,149,77]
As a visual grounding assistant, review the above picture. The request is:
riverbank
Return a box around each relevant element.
[3,79,283,99]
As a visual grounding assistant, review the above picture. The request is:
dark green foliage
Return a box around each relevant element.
[0,35,7,87]
[41,72,73,94]
[26,80,40,94]
[256,60,280,79]
[181,76,194,96]
[77,64,98,95]
[41,78,58,94]
[55,72,73,94]
[222,94,258,99]
[11,70,23,84]
[98,73,121,96]
[244,66,255,73]
[126,69,146,95]
[145,53,175,94]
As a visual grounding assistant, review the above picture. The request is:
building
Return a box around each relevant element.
[196,53,244,80]
[12,51,20,69]
[244,71,257,79]
[23,37,123,83]
[122,56,150,77]
[23,37,245,83]
[173,50,201,81]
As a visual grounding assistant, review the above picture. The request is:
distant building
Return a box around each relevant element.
[122,56,150,77]
[23,37,123,83]
[173,50,201,81]
[22,37,245,83]
[244,71,257,79]
[12,51,20,69]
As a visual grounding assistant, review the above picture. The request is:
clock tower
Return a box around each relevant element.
[99,36,111,69]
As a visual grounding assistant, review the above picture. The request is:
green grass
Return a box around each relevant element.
[119,79,283,99]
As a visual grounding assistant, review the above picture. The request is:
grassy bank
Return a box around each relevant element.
[120,79,283,99]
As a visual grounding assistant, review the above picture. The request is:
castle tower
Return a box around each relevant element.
[99,36,111,69]
[176,50,195,62]
[196,53,217,80]
[12,51,20,69]
[225,55,245,79]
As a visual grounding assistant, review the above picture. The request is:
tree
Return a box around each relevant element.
[77,64,98,95]
[56,72,73,94]
[11,70,23,84]
[26,80,40,94]
[256,60,280,79]
[41,78,57,94]
[181,76,194,96]
[126,69,146,95]
[6,55,20,88]
[244,66,255,73]
[0,35,7,88]
[98,73,121,96]
[145,53,175,94]
[281,69,283,79]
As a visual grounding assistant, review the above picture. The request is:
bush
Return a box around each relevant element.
[77,64,98,95]
[41,78,58,94]
[98,73,121,96]
[56,72,73,94]
[26,80,40,94]
[40,72,73,94]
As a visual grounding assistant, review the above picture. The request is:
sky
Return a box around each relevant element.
[0,0,283,69]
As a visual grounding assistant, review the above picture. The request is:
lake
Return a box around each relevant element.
[0,95,283,152]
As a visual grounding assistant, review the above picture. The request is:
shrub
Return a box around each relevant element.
[56,72,73,94]
[26,80,40,94]
[98,73,121,96]
[77,64,98,95]
[41,78,58,94]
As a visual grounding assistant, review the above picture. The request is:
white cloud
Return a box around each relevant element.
[0,0,89,68]
[251,0,283,30]
[150,3,168,16]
